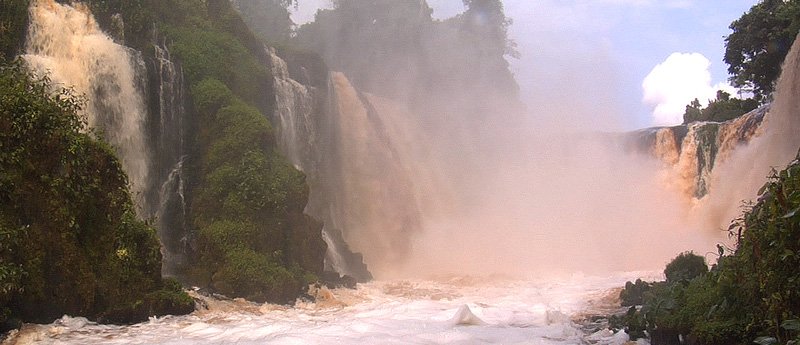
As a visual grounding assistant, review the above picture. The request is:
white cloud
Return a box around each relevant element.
[642,52,735,126]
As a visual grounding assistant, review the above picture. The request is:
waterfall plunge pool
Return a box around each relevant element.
[5,272,659,345]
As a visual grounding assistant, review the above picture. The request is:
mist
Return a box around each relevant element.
[349,76,722,279]
[284,0,788,280]
[701,36,800,231]
[319,56,718,280]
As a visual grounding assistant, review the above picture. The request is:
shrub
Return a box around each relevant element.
[0,59,192,327]
[664,251,708,284]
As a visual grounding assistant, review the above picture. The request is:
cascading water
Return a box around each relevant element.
[146,38,189,275]
[701,33,800,228]
[267,47,315,170]
[630,106,767,199]
[265,48,373,280]
[10,8,800,345]
[154,156,187,276]
[23,0,151,206]
[23,0,190,274]
[626,34,799,234]
[328,72,423,275]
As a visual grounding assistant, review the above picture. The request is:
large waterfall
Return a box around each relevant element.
[267,30,800,279]
[700,33,800,228]
[23,0,151,202]
[265,49,379,280]
[629,106,767,199]
[8,0,800,342]
[329,73,424,276]
[23,0,189,274]
[627,34,800,226]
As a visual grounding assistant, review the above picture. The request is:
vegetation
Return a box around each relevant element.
[293,0,520,114]
[725,0,800,103]
[1,0,325,313]
[612,156,800,344]
[230,0,296,44]
[187,78,323,303]
[0,0,30,58]
[683,0,799,124]
[683,90,759,124]
[0,59,193,330]
[147,0,325,302]
[75,0,326,302]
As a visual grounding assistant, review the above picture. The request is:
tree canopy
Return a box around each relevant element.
[683,90,759,124]
[725,0,800,103]
[230,0,295,44]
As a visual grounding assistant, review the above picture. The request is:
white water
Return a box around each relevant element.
[6,272,657,345]
[701,33,800,228]
[23,0,151,204]
[268,47,316,170]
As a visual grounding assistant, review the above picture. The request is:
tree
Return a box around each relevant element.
[682,90,759,124]
[0,0,30,58]
[0,59,192,327]
[725,0,800,103]
[683,98,703,124]
[461,0,519,59]
[231,0,295,43]
[664,251,708,284]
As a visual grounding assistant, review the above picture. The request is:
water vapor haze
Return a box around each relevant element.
[289,0,789,280]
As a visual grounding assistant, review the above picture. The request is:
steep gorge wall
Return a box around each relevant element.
[627,106,768,199]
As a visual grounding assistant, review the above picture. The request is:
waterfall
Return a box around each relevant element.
[627,33,800,232]
[147,38,188,275]
[631,106,767,199]
[23,0,151,206]
[265,48,374,280]
[23,0,190,274]
[266,47,315,170]
[265,44,431,278]
[154,156,187,276]
[328,72,424,276]
[701,33,800,227]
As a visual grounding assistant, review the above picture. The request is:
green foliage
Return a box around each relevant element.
[609,306,647,339]
[0,59,192,327]
[725,0,800,103]
[181,76,321,303]
[136,0,326,303]
[192,78,235,116]
[231,0,294,44]
[0,0,29,58]
[614,156,800,344]
[166,26,268,107]
[293,0,519,110]
[211,248,300,303]
[683,90,759,124]
[620,279,652,307]
[664,251,708,284]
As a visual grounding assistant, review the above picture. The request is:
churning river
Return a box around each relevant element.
[7,272,658,345]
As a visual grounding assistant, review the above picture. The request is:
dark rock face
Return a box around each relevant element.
[321,228,373,284]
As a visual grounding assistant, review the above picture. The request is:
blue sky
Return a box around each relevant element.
[292,0,759,129]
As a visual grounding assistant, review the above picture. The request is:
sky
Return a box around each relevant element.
[291,0,759,129]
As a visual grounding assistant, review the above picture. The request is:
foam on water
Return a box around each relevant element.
[7,272,658,345]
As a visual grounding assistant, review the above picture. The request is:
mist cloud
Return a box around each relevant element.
[642,52,735,126]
